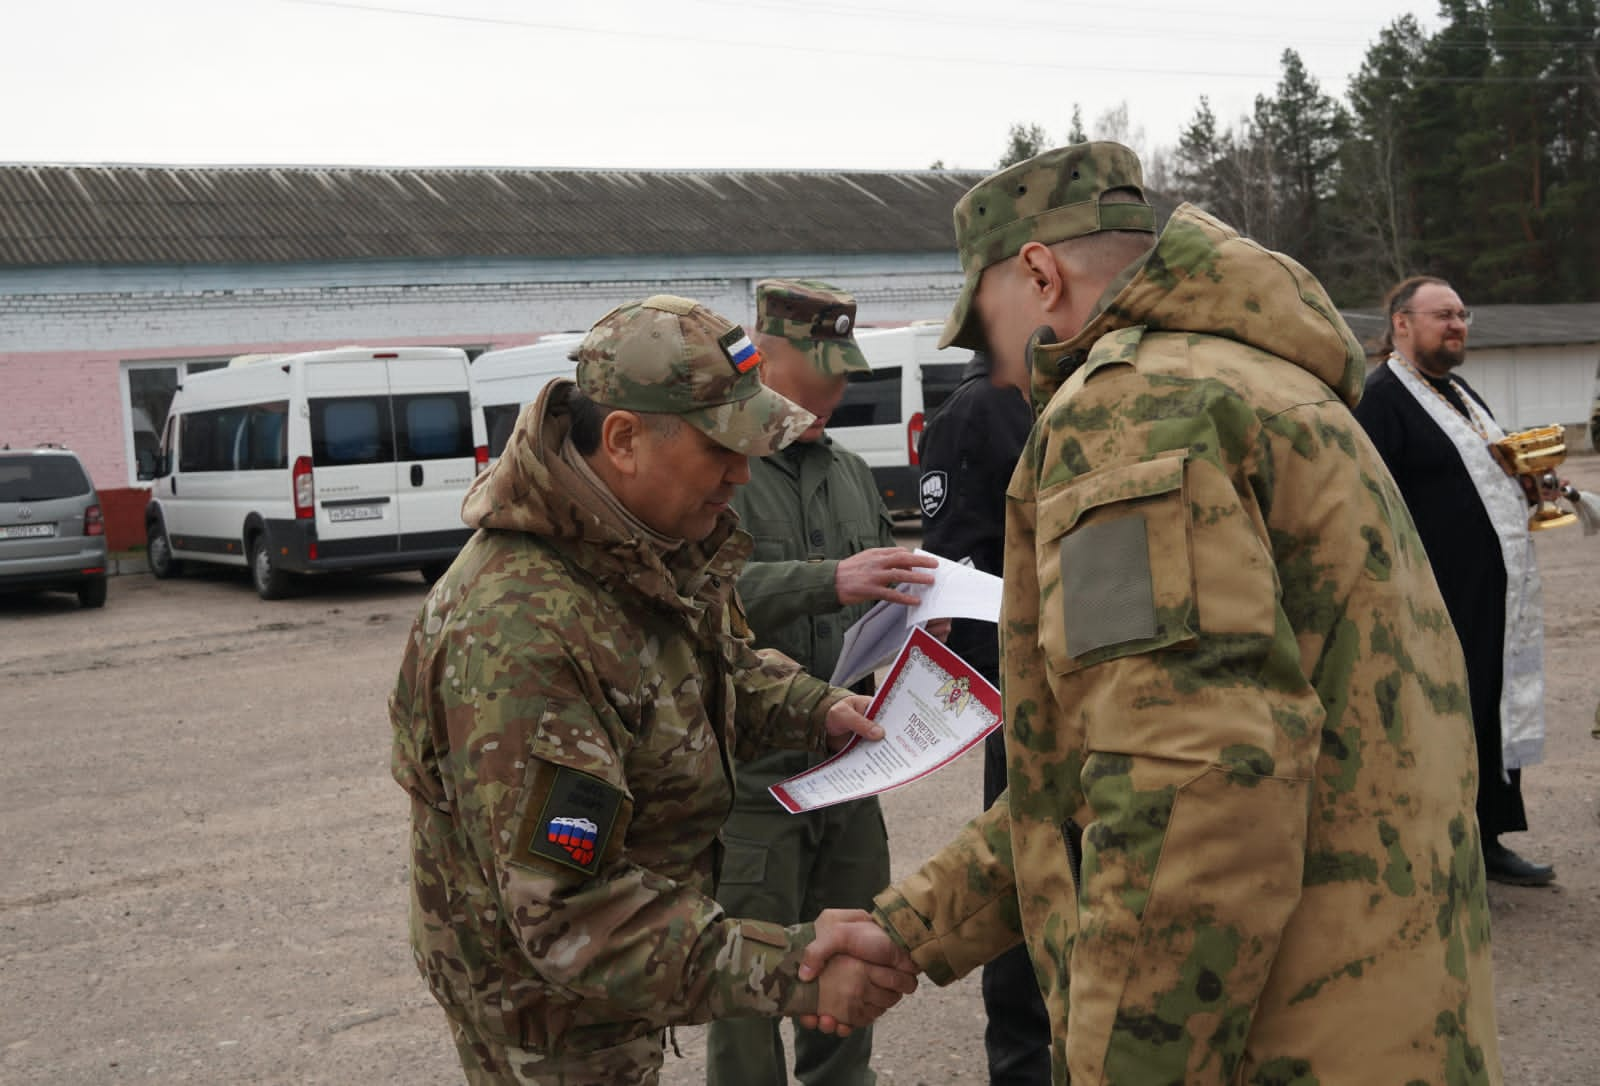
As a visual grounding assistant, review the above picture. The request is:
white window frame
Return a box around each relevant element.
[118,357,229,487]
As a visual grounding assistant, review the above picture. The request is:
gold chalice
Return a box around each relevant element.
[1490,424,1578,531]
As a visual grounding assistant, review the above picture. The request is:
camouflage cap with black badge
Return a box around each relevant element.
[754,279,871,376]
[575,295,816,456]
[938,141,1156,351]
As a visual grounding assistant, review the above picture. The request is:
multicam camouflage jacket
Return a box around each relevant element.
[872,206,1501,1085]
[389,379,845,1055]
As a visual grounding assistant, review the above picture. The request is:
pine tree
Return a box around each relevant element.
[998,123,1050,168]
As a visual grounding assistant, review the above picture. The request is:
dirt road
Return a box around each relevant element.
[3,461,1597,1084]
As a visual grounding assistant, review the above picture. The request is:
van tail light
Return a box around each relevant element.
[293,456,315,519]
[84,504,105,536]
[907,412,925,467]
[474,444,489,474]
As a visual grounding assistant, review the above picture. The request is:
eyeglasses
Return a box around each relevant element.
[1402,308,1473,326]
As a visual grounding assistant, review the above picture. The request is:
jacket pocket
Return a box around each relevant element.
[716,833,769,885]
[1036,449,1196,677]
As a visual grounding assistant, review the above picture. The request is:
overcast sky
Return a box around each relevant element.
[3,0,1441,173]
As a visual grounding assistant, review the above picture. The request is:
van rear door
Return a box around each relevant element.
[305,359,399,558]
[387,351,479,554]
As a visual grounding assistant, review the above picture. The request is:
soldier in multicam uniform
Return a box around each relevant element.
[706,280,939,1086]
[803,144,1502,1083]
[390,295,917,1086]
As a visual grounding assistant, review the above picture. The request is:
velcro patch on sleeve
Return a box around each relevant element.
[510,763,626,879]
[738,920,793,949]
[1061,513,1157,657]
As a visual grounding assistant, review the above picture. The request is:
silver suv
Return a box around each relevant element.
[0,446,109,608]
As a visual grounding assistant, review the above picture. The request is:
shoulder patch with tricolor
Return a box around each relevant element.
[718,326,763,374]
[510,763,625,878]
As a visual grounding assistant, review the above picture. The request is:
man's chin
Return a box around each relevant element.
[1421,346,1467,371]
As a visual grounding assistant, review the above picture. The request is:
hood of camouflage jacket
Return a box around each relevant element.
[459,378,751,617]
[1028,203,1367,415]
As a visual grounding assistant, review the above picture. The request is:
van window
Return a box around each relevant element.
[312,397,392,466]
[180,407,251,473]
[483,404,522,459]
[920,363,969,414]
[834,367,902,427]
[0,455,91,501]
[243,403,289,470]
[395,393,473,461]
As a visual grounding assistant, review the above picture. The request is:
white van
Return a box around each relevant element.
[473,334,585,459]
[143,346,486,599]
[828,322,973,513]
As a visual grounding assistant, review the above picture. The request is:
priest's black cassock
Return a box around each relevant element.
[1354,363,1528,836]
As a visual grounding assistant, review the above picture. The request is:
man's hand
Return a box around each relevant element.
[924,618,952,643]
[797,908,920,1035]
[836,548,938,607]
[824,694,882,750]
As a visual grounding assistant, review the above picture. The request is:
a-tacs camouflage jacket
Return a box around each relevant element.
[872,206,1500,1085]
[390,379,845,1056]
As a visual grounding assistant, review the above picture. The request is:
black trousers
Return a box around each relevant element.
[981,729,1053,1086]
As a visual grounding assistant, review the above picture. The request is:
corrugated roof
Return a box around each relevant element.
[1344,305,1600,352]
[0,163,1190,270]
[0,163,997,267]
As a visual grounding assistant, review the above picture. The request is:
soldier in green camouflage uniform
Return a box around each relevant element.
[390,296,917,1085]
[706,281,938,1086]
[805,144,1502,1084]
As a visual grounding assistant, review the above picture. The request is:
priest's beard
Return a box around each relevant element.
[1413,340,1466,374]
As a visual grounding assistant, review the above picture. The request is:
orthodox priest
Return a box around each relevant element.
[1354,275,1554,886]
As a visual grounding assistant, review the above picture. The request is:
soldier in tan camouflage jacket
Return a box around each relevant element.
[391,296,916,1085]
[803,144,1501,1084]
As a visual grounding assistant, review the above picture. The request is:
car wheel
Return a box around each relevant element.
[420,560,451,586]
[147,521,183,579]
[78,576,108,609]
[249,533,293,600]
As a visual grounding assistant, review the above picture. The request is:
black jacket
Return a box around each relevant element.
[916,354,1031,681]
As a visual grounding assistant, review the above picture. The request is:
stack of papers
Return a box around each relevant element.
[828,549,1003,689]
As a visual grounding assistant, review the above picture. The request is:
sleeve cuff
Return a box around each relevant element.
[872,889,957,986]
[804,560,843,613]
[720,918,818,1017]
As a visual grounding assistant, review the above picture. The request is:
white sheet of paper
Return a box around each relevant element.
[772,627,1002,813]
[906,548,1003,625]
[829,599,905,689]
[828,551,1004,689]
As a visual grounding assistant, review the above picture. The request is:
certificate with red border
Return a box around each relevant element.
[770,627,1002,813]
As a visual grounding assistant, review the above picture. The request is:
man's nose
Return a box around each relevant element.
[727,453,751,485]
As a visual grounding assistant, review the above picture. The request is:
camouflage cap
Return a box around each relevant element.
[575,295,816,456]
[939,141,1155,350]
[754,279,871,376]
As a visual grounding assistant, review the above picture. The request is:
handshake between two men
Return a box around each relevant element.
[797,908,921,1035]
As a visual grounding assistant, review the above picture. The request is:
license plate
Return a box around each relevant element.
[0,522,56,539]
[327,504,384,523]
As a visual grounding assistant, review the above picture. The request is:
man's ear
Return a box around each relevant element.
[1018,241,1069,315]
[599,410,644,478]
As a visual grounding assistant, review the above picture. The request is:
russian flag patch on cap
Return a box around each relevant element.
[719,326,763,374]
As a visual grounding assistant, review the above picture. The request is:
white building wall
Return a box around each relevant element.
[0,264,966,354]
[1458,344,1600,432]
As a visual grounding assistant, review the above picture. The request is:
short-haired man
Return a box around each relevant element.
[706,280,939,1086]
[804,144,1502,1083]
[390,296,917,1085]
[1354,275,1553,886]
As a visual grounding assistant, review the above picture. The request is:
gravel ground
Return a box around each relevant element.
[2,457,1596,1084]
